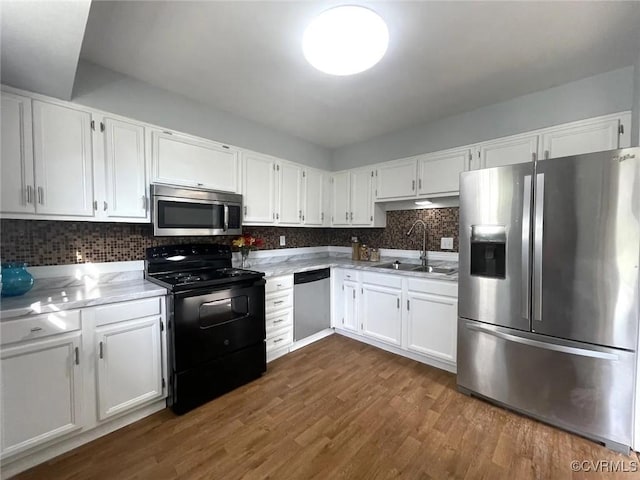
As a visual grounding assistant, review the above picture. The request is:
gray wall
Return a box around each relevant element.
[632,53,640,147]
[72,60,332,170]
[332,67,635,170]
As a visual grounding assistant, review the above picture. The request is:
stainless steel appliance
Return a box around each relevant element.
[457,148,640,453]
[151,184,242,236]
[293,268,331,341]
[145,244,266,414]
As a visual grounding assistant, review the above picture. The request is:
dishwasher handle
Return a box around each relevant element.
[294,268,331,285]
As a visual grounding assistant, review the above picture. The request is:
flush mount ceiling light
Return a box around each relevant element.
[303,5,389,76]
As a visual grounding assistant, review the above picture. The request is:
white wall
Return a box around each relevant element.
[72,60,332,170]
[332,67,635,169]
[632,53,640,147]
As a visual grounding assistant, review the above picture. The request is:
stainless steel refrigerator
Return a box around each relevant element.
[457,147,640,453]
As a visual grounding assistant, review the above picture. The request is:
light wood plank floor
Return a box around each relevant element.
[14,334,640,479]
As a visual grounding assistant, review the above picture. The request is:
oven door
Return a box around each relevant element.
[153,196,242,236]
[172,281,266,372]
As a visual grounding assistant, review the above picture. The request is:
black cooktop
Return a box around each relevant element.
[145,244,264,292]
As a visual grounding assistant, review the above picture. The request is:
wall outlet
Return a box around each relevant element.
[441,237,454,250]
[279,235,286,247]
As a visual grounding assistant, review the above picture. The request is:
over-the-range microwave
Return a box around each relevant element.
[151,184,242,236]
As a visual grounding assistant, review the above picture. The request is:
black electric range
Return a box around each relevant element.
[145,244,266,414]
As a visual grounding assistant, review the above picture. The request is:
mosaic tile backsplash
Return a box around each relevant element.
[0,208,459,266]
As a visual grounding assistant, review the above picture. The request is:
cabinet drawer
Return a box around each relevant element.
[407,278,458,297]
[266,309,293,337]
[265,275,294,294]
[266,326,293,352]
[362,271,403,289]
[94,297,162,326]
[265,290,293,313]
[0,310,81,346]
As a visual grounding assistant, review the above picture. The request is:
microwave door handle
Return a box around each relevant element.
[223,204,229,231]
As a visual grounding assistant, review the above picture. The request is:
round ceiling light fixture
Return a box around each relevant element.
[303,5,389,76]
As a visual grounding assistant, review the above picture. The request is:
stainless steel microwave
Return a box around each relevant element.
[151,184,243,236]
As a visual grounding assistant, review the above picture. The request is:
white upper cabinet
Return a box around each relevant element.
[540,114,630,160]
[32,100,94,217]
[1,93,34,214]
[417,148,471,197]
[331,171,351,226]
[350,168,373,226]
[278,162,303,225]
[100,117,148,220]
[477,134,539,169]
[242,152,277,224]
[302,168,324,226]
[375,158,417,200]
[151,129,239,193]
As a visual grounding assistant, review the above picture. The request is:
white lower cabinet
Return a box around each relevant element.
[265,275,294,361]
[333,269,458,371]
[95,316,163,421]
[1,331,83,458]
[0,296,166,473]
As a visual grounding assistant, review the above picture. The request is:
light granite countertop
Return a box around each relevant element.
[252,256,459,281]
[0,279,167,321]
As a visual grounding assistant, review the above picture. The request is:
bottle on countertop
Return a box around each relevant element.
[351,238,361,261]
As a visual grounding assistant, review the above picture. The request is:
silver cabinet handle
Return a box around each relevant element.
[273,318,285,324]
[397,298,400,309]
[345,211,348,221]
[321,212,324,221]
[272,212,275,220]
[299,209,302,220]
[99,341,104,359]
[274,338,284,343]
[103,201,108,211]
[26,185,33,204]
[352,290,355,299]
[533,173,545,323]
[30,326,43,332]
[244,205,247,216]
[223,204,229,231]
[412,180,415,191]
[521,175,532,321]
[37,186,44,204]
[273,300,284,305]
[418,179,422,190]
[74,347,80,365]
[350,212,353,221]
[276,213,279,220]
[407,299,410,311]
[276,283,283,287]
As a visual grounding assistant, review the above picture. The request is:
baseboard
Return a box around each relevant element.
[0,400,167,479]
[290,329,334,351]
[334,328,457,374]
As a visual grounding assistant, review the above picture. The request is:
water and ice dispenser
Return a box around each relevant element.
[470,225,506,278]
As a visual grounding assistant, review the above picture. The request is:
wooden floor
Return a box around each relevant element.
[14,334,639,480]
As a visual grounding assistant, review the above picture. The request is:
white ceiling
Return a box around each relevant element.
[81,1,640,149]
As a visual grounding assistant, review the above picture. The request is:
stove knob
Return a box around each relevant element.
[224,339,230,346]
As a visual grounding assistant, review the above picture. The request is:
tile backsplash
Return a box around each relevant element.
[0,208,458,266]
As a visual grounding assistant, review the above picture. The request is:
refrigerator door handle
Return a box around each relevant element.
[464,322,619,361]
[533,173,544,323]
[521,175,532,320]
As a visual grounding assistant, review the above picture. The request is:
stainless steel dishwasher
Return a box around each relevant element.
[293,268,331,341]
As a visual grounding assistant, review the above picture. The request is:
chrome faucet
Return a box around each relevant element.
[406,219,428,267]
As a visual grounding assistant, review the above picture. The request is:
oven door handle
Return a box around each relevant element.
[223,204,229,232]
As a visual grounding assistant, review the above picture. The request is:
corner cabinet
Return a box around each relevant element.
[302,168,324,226]
[151,129,240,193]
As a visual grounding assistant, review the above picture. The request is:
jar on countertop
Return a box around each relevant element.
[359,244,370,261]
[369,248,380,262]
[1,262,34,297]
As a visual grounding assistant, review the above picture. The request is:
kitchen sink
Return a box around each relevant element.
[377,262,457,275]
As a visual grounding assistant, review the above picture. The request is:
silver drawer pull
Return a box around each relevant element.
[274,338,284,343]
[273,319,285,324]
[273,300,284,305]
[30,327,43,332]
[277,284,283,287]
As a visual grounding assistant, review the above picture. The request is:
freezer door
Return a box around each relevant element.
[457,319,635,448]
[533,148,640,350]
[459,162,534,331]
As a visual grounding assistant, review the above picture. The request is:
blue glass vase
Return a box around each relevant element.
[1,263,34,297]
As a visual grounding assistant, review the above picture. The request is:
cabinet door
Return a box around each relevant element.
[278,163,302,225]
[361,284,402,346]
[1,93,35,214]
[342,280,359,332]
[95,317,163,421]
[375,159,417,200]
[417,148,470,196]
[1,332,83,458]
[350,168,373,226]
[242,152,276,223]
[479,134,538,169]
[32,100,94,216]
[541,117,624,159]
[406,292,457,363]
[331,171,350,226]
[151,130,239,192]
[102,118,147,219]
[303,168,324,226]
